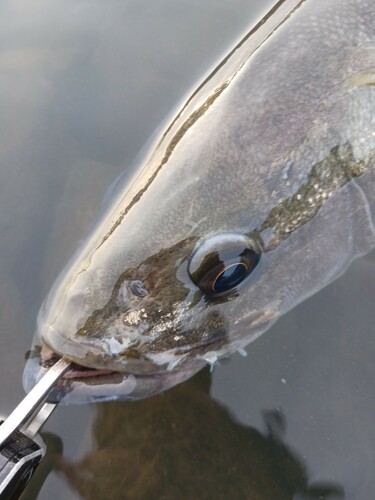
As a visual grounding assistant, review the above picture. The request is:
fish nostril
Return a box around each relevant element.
[117,283,130,307]
[130,280,148,298]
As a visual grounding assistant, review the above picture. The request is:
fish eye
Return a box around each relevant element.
[188,233,261,295]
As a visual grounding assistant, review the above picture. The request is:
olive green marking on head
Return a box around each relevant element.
[76,237,197,343]
[141,310,229,357]
[259,143,369,250]
[71,234,232,362]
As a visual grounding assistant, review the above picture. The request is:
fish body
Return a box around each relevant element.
[24,0,375,402]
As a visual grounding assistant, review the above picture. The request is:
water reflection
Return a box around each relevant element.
[49,369,343,500]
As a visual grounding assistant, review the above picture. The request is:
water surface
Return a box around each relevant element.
[0,1,374,498]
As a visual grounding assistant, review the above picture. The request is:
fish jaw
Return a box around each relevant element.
[23,339,206,404]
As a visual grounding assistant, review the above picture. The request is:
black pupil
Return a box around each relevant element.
[188,234,261,295]
[213,263,248,293]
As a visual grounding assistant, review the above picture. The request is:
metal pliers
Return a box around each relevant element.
[0,358,71,498]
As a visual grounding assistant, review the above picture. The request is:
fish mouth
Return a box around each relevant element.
[39,342,116,380]
[55,362,115,380]
[37,340,114,380]
[24,340,205,404]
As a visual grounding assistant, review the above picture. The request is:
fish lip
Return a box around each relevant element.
[24,352,204,403]
[40,352,116,380]
[39,348,151,380]
[39,335,203,380]
[38,340,127,380]
[26,322,210,403]
[64,363,115,380]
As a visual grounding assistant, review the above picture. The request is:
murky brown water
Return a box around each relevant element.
[0,1,374,498]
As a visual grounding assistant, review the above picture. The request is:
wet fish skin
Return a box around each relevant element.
[25,0,375,402]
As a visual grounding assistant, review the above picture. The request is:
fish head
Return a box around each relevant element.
[24,136,361,404]
[24,223,279,403]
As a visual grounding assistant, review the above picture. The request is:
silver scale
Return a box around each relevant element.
[0,358,71,498]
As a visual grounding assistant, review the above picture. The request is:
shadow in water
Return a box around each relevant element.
[31,369,344,500]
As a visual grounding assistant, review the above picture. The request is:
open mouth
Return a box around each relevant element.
[40,342,115,380]
[25,338,208,404]
[61,363,115,380]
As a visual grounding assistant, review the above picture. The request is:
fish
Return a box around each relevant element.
[24,0,375,403]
